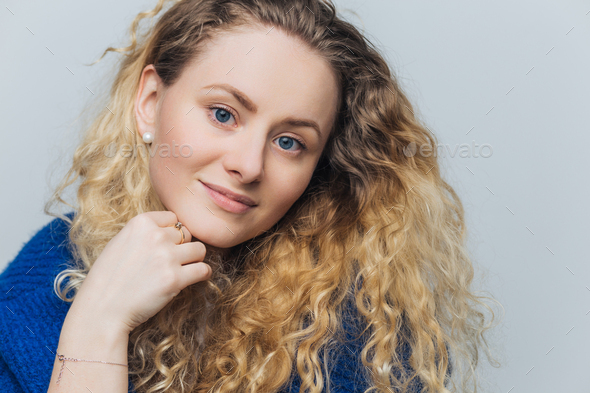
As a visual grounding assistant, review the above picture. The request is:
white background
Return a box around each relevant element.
[1,0,589,391]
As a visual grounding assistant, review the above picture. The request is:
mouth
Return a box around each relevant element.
[200,181,256,214]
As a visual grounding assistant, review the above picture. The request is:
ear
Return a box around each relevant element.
[134,65,162,141]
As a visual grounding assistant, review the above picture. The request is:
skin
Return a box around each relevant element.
[134,24,339,257]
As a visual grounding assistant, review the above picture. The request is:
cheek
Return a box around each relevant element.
[156,96,204,162]
[148,147,200,209]
[147,141,196,206]
[267,171,311,212]
[155,112,215,174]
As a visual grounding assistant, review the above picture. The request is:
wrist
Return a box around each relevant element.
[66,289,133,337]
[58,309,130,365]
[63,301,131,341]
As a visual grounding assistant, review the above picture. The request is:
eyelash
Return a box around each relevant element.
[206,105,308,152]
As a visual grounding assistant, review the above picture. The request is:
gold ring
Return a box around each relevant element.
[174,222,185,244]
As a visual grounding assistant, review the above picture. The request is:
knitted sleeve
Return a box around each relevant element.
[0,354,25,393]
[0,213,76,392]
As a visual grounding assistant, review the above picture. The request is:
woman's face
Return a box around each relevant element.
[134,25,339,252]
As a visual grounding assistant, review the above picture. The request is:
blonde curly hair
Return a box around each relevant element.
[46,0,502,391]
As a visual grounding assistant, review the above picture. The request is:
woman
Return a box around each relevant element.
[0,0,500,392]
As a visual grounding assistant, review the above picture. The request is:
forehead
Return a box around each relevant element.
[176,25,340,139]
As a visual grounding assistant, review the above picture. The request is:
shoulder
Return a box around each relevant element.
[0,212,76,392]
[0,211,77,301]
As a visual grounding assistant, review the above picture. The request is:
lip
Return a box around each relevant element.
[200,181,256,214]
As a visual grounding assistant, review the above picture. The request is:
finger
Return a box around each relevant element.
[162,225,191,245]
[177,261,212,288]
[173,241,208,266]
[142,210,179,228]
[142,211,191,244]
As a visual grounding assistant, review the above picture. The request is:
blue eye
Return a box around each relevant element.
[277,136,303,152]
[211,107,235,125]
[215,109,231,122]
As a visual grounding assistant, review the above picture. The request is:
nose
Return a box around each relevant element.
[223,129,265,183]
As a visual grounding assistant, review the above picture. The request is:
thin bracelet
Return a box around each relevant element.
[55,352,128,385]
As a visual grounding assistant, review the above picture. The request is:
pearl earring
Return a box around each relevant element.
[142,132,154,144]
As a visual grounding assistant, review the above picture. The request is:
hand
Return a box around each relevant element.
[68,211,209,334]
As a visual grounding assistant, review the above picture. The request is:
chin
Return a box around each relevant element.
[189,229,241,249]
[172,204,249,249]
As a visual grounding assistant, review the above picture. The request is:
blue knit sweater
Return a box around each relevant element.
[0,213,443,392]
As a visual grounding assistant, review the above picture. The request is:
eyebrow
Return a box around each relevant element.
[202,83,323,141]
